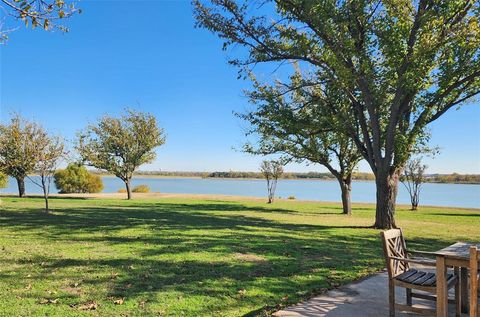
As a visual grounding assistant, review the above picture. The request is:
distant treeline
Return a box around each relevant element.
[88,170,479,184]
[425,173,480,184]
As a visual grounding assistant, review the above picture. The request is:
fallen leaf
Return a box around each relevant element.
[38,298,59,305]
[25,283,32,290]
[77,301,98,310]
[113,298,124,305]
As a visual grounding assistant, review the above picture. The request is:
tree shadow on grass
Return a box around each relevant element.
[0,198,462,316]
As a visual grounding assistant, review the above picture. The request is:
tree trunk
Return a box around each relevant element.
[125,180,132,200]
[374,171,399,229]
[16,177,26,198]
[339,178,352,215]
[41,176,49,213]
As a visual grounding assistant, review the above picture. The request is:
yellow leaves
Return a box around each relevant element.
[76,301,98,310]
[113,298,125,305]
[237,288,247,297]
[38,298,59,305]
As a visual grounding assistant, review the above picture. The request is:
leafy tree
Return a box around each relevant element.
[0,114,46,197]
[0,172,7,189]
[194,0,480,228]
[400,158,427,211]
[0,0,81,43]
[77,109,166,200]
[241,73,362,215]
[260,160,283,203]
[28,133,65,213]
[54,163,104,193]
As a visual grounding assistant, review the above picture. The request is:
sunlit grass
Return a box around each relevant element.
[0,196,478,316]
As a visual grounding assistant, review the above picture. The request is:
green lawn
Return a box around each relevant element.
[0,196,478,316]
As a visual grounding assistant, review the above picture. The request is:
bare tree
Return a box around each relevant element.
[28,134,65,213]
[400,158,427,211]
[260,160,283,203]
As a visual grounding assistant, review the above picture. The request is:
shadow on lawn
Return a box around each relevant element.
[0,199,460,315]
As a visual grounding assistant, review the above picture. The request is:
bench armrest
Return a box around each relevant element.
[388,256,437,267]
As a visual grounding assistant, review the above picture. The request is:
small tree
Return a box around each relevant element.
[242,72,362,215]
[54,163,104,193]
[27,131,65,213]
[77,109,166,200]
[0,114,46,197]
[260,160,283,203]
[400,158,427,211]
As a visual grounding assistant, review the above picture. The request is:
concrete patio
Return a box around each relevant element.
[274,271,468,317]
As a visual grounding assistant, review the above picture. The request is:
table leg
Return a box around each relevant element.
[461,267,469,314]
[437,256,448,317]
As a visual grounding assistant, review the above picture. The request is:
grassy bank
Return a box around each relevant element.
[0,196,478,316]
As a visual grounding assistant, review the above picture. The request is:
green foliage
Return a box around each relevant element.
[0,0,81,43]
[194,0,480,227]
[77,109,166,199]
[0,172,8,188]
[400,158,428,210]
[260,160,284,203]
[0,114,45,180]
[132,184,150,193]
[54,164,104,193]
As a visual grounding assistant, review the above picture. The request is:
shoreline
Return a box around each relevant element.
[38,174,480,185]
[1,192,478,211]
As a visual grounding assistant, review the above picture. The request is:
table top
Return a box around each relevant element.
[435,242,480,261]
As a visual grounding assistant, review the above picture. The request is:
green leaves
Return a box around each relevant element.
[76,109,166,186]
[0,0,81,43]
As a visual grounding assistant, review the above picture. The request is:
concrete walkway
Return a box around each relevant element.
[274,271,465,317]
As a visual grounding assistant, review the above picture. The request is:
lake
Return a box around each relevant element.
[2,176,479,208]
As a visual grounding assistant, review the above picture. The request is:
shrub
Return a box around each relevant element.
[287,196,296,200]
[132,184,150,193]
[0,172,7,189]
[54,164,104,193]
[117,188,127,193]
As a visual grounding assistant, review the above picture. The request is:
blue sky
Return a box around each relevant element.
[1,1,479,174]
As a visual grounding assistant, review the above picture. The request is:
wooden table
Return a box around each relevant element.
[435,242,480,317]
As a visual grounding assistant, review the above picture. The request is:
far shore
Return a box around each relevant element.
[1,192,478,211]
[33,173,478,185]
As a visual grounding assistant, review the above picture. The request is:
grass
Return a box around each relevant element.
[0,196,478,316]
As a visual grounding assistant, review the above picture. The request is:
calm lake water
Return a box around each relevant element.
[2,176,479,208]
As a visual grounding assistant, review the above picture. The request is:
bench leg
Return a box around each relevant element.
[406,288,412,306]
[389,280,395,317]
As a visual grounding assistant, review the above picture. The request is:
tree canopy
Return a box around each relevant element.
[194,0,480,228]
[0,0,81,42]
[54,163,104,194]
[77,109,166,199]
[241,71,362,214]
[0,114,47,197]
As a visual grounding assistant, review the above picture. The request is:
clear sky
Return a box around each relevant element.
[1,1,479,174]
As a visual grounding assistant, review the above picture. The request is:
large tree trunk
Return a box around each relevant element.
[374,171,399,229]
[16,177,25,198]
[125,180,132,200]
[338,177,352,215]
